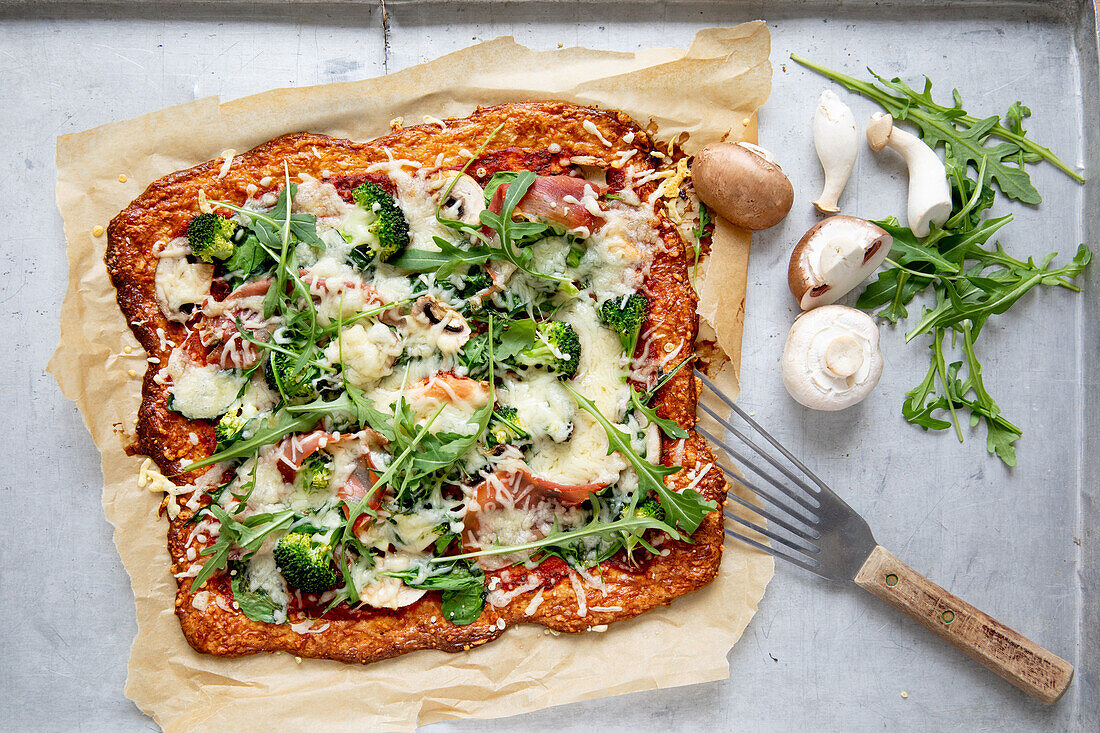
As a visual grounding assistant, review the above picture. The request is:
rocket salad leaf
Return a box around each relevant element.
[564,384,715,532]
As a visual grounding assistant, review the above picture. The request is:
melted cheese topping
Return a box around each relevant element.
[158,152,677,614]
[165,350,246,420]
[155,255,213,322]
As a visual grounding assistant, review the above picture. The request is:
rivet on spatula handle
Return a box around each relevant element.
[853,545,1074,704]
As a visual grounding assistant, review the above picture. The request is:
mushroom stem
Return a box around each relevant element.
[824,334,864,378]
[866,112,952,238]
[812,90,858,215]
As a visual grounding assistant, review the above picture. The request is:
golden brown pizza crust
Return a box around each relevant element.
[106,102,728,663]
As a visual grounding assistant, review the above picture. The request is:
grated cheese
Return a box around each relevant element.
[217,149,236,179]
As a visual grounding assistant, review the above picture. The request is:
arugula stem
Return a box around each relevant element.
[931,329,964,442]
[944,156,988,229]
[432,515,678,562]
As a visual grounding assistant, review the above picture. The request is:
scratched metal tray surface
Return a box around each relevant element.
[2,0,1096,730]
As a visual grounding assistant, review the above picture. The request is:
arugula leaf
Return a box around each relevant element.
[564,384,715,533]
[224,233,274,281]
[1005,101,1031,136]
[495,318,538,361]
[190,507,296,591]
[389,238,494,274]
[905,248,1091,340]
[437,514,682,563]
[691,201,711,271]
[287,387,396,441]
[385,561,486,626]
[231,565,283,623]
[630,387,688,439]
[182,411,320,474]
[440,584,486,625]
[482,171,520,204]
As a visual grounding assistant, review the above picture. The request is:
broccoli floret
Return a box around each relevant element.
[215,411,249,450]
[351,182,410,262]
[485,406,531,448]
[627,497,665,522]
[299,453,332,493]
[515,320,581,379]
[264,351,319,400]
[273,532,338,594]
[187,213,239,262]
[598,293,646,356]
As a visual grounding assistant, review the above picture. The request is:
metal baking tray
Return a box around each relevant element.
[6,0,1096,730]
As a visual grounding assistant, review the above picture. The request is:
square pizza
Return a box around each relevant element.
[105,102,727,663]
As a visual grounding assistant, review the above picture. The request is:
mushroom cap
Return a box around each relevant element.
[788,215,893,310]
[692,142,794,230]
[781,305,883,411]
[430,172,485,226]
[866,112,894,152]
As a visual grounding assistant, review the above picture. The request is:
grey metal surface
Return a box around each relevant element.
[1,1,1095,731]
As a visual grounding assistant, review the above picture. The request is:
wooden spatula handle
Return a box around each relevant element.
[854,545,1073,704]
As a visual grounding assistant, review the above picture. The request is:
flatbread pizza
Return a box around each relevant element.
[105,102,726,663]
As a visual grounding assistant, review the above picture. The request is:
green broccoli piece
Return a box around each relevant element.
[215,411,249,450]
[515,320,580,379]
[186,213,239,262]
[484,406,531,448]
[273,532,338,594]
[597,293,646,356]
[299,453,332,493]
[627,497,665,522]
[351,182,411,262]
[264,351,319,400]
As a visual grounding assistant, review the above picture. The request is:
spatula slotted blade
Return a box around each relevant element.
[694,369,1073,704]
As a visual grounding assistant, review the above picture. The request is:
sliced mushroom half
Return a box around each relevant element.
[781,305,883,411]
[429,172,485,226]
[410,295,471,354]
[788,215,893,310]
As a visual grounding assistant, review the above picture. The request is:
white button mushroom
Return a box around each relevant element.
[692,141,794,230]
[429,172,485,226]
[781,305,883,411]
[812,90,858,215]
[788,215,893,310]
[866,112,952,238]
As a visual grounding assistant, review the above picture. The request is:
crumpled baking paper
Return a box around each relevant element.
[49,23,775,732]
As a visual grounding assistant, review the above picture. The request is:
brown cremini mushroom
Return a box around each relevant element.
[788,215,893,310]
[692,142,794,230]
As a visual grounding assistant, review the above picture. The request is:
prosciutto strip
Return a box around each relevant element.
[274,429,384,484]
[488,175,605,232]
[339,459,385,536]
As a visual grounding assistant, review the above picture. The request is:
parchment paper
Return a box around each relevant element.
[49,24,775,732]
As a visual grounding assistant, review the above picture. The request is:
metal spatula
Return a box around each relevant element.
[694,370,1074,704]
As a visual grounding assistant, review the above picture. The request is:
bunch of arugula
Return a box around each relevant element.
[792,56,1091,466]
